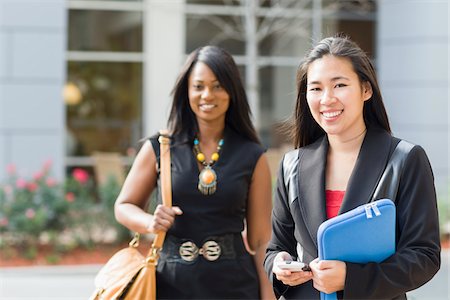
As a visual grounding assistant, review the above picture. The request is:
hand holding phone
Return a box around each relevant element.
[277,261,311,272]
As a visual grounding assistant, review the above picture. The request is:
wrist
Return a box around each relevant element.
[144,214,154,233]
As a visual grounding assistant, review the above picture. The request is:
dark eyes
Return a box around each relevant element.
[192,84,222,90]
[308,83,347,91]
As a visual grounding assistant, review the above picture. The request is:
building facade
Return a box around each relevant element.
[0,0,66,179]
[0,0,448,202]
[378,0,449,196]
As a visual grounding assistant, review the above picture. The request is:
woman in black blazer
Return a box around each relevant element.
[264,35,441,299]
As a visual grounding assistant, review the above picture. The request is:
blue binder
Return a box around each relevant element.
[317,198,396,300]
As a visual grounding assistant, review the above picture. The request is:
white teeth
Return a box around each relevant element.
[322,111,342,118]
[199,104,215,111]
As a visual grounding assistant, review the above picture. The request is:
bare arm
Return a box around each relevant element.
[114,140,181,234]
[246,154,276,300]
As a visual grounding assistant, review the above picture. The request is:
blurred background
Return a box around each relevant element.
[0,0,448,279]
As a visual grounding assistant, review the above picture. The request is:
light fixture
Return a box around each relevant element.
[63,82,82,105]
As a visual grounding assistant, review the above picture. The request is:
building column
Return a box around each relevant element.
[0,0,66,180]
[143,0,185,137]
[377,0,449,191]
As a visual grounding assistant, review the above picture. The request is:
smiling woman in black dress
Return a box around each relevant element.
[115,46,275,299]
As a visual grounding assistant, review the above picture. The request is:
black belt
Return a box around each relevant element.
[160,233,246,262]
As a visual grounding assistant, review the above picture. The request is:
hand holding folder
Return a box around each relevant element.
[317,198,396,300]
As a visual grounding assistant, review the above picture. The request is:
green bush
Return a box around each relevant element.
[0,162,117,259]
[0,162,70,244]
[437,184,450,239]
[98,175,131,243]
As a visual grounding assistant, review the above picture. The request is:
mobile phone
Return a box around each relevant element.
[277,261,311,272]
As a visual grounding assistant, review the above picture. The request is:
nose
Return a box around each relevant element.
[201,88,213,101]
[320,88,336,105]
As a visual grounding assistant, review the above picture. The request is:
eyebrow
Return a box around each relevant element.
[307,76,350,85]
[191,79,220,83]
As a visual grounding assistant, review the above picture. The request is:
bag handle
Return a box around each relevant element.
[149,129,172,254]
[128,130,172,258]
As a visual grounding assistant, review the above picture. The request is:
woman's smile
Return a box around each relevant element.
[199,103,217,112]
[321,110,343,119]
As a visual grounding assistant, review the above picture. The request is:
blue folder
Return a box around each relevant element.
[317,198,396,300]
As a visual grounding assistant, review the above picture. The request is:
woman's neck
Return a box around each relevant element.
[328,127,367,154]
[197,121,225,143]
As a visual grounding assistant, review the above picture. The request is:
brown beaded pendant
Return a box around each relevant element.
[193,137,223,195]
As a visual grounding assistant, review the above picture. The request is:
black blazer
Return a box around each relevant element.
[264,128,441,299]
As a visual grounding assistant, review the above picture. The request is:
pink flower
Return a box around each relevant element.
[72,168,89,184]
[6,164,16,175]
[27,182,38,192]
[3,185,12,195]
[43,159,52,173]
[33,171,44,181]
[16,178,27,189]
[0,217,8,227]
[46,177,57,187]
[126,147,136,157]
[25,208,35,219]
[65,192,75,202]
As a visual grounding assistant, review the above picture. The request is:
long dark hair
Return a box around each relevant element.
[167,46,260,144]
[289,35,391,148]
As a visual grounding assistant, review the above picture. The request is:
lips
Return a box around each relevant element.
[199,104,216,112]
[321,110,343,119]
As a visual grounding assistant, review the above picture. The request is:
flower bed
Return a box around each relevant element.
[0,243,124,267]
[0,161,131,265]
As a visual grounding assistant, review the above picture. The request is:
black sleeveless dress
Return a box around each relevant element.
[149,127,265,299]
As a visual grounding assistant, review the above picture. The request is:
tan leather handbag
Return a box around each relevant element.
[89,131,172,300]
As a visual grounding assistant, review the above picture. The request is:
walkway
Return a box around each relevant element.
[0,250,448,299]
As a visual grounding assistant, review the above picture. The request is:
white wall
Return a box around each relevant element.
[377,0,449,196]
[0,0,66,180]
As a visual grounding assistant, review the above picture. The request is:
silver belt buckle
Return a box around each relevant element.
[179,240,221,262]
[179,241,199,262]
[200,240,221,261]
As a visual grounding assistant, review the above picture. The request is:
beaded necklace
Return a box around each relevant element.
[193,137,224,195]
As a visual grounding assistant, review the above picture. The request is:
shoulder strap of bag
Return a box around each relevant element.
[371,139,415,202]
[147,129,172,256]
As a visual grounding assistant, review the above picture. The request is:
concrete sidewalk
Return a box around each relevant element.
[0,264,101,300]
[0,250,448,300]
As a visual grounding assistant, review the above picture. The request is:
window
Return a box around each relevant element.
[66,1,143,168]
[185,0,376,147]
